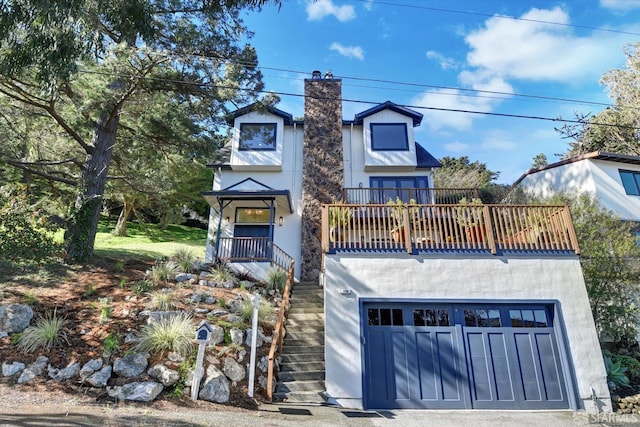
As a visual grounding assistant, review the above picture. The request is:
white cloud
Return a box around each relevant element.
[480,130,517,151]
[306,0,356,22]
[443,141,471,153]
[426,51,458,70]
[600,0,640,11]
[363,0,374,11]
[330,42,365,60]
[411,77,513,131]
[463,7,624,84]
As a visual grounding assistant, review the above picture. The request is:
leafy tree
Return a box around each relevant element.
[434,156,499,189]
[531,153,548,168]
[546,194,640,342]
[0,0,279,262]
[557,42,640,157]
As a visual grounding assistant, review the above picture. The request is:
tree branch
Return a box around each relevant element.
[6,160,78,185]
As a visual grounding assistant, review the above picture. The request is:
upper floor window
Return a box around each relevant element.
[239,123,276,151]
[619,170,640,196]
[370,123,409,151]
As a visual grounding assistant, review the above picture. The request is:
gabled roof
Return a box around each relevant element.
[416,143,442,169]
[201,178,293,214]
[353,101,423,127]
[226,102,294,126]
[513,151,640,187]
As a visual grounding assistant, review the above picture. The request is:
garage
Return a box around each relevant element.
[363,302,570,410]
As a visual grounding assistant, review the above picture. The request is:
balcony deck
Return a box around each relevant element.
[321,203,580,256]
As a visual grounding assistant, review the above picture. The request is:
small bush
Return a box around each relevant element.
[149,260,179,283]
[136,312,195,356]
[265,268,287,291]
[236,295,275,324]
[131,279,155,294]
[147,290,175,311]
[0,186,62,263]
[172,248,196,273]
[17,310,69,353]
[604,354,630,390]
[103,333,120,357]
[210,265,233,284]
[97,297,112,323]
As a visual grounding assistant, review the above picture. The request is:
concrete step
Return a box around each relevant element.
[275,379,325,393]
[286,318,324,329]
[280,361,326,372]
[288,304,324,313]
[274,391,326,404]
[284,337,324,347]
[281,345,323,354]
[280,353,324,363]
[287,312,324,321]
[285,329,325,340]
[278,370,325,382]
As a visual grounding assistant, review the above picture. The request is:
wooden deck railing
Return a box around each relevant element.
[341,187,480,205]
[266,260,295,401]
[321,203,580,255]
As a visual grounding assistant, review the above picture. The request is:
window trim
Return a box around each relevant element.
[238,122,277,151]
[370,123,409,151]
[619,169,640,196]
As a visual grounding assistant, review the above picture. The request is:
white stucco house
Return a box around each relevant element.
[514,151,640,227]
[201,72,609,413]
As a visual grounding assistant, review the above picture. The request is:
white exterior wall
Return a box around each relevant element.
[361,110,417,171]
[322,254,610,412]
[343,122,433,191]
[519,159,640,222]
[229,111,286,171]
[205,120,304,280]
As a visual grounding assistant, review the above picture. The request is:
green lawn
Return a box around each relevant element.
[93,220,208,260]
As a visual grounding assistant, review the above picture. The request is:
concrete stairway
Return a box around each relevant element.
[274,281,326,403]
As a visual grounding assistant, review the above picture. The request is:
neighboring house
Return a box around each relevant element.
[202,72,609,413]
[514,151,640,230]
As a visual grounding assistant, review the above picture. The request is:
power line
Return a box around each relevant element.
[76,68,638,130]
[354,0,640,37]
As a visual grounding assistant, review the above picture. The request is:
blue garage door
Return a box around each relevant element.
[363,303,569,410]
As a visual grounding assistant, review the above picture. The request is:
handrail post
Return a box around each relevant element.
[402,206,412,254]
[564,206,581,255]
[321,205,329,252]
[483,205,497,254]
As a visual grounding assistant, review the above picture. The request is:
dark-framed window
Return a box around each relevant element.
[370,176,430,203]
[239,123,277,151]
[619,169,640,196]
[235,207,271,223]
[370,123,409,151]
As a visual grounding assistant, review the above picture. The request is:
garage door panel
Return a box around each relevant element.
[391,330,411,400]
[535,332,564,401]
[363,303,570,410]
[514,332,543,401]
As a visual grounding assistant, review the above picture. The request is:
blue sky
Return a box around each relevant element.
[241,0,640,184]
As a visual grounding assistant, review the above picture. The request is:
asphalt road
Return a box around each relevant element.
[2,402,640,427]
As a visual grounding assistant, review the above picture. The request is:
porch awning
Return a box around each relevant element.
[201,189,293,214]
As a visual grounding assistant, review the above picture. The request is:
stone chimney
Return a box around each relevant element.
[301,71,343,282]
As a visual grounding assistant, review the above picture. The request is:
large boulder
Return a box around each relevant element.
[79,358,103,382]
[147,364,180,387]
[223,357,245,383]
[2,361,25,377]
[113,353,148,378]
[86,366,112,387]
[0,304,33,333]
[198,365,230,403]
[108,381,163,402]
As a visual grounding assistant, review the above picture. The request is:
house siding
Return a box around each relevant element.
[322,254,609,412]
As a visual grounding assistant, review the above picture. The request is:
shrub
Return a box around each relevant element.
[148,260,179,283]
[17,310,69,353]
[604,354,630,390]
[147,290,175,311]
[265,268,287,291]
[103,333,120,358]
[210,264,233,284]
[131,279,155,294]
[0,186,62,263]
[236,295,275,324]
[172,248,196,273]
[136,312,195,356]
[96,297,112,323]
